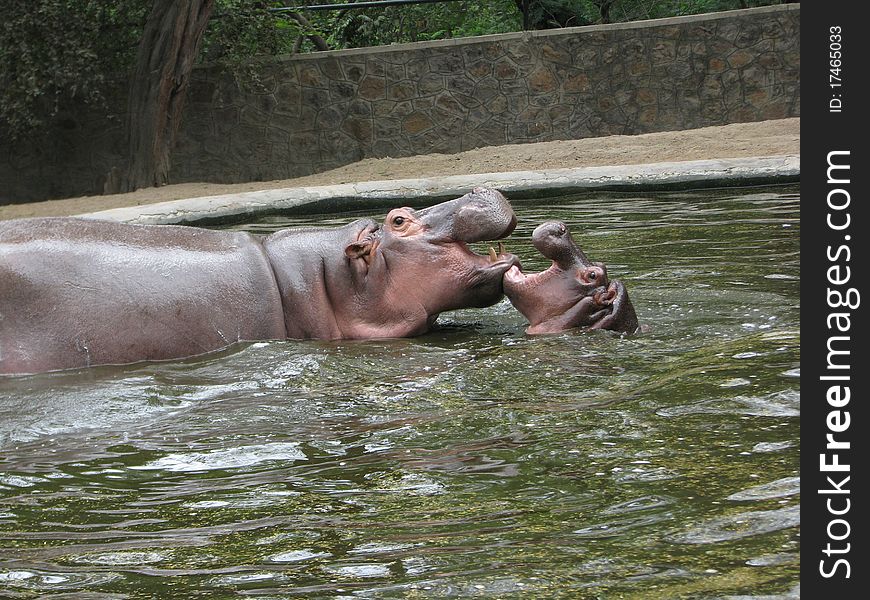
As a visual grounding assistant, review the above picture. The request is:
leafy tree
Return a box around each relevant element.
[286,1,522,51]
[203,0,309,61]
[0,0,147,141]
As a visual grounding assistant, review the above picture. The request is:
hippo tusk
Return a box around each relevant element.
[489,246,498,262]
[498,241,505,255]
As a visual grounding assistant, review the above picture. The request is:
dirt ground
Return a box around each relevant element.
[0,117,799,221]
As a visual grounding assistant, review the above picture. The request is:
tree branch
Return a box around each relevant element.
[284,10,331,51]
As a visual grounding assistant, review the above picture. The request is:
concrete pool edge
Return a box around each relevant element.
[80,154,800,225]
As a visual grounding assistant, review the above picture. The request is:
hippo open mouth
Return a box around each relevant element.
[459,239,518,278]
[503,221,639,334]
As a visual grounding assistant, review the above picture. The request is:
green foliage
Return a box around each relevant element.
[199,1,305,92]
[244,0,787,52]
[292,1,521,52]
[0,0,148,141]
[202,1,299,62]
[573,0,787,23]
[1,0,790,140]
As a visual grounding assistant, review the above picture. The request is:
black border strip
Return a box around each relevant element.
[802,3,868,596]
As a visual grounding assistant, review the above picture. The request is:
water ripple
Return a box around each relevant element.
[131,442,306,472]
[657,390,800,418]
[669,505,800,544]
[727,476,800,501]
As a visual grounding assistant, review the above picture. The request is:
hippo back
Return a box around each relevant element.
[0,218,286,374]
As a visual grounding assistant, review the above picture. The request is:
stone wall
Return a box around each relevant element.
[0,4,799,203]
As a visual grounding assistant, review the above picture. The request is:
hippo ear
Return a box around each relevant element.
[345,240,372,260]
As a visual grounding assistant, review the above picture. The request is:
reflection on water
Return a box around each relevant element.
[0,186,799,597]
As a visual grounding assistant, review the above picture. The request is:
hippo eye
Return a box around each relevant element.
[392,216,405,227]
[588,271,597,280]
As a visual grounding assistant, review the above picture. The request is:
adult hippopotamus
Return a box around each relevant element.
[0,188,518,375]
[503,221,638,335]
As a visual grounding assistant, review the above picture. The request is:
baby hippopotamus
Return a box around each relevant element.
[503,221,639,334]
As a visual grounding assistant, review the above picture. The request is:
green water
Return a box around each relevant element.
[0,185,799,598]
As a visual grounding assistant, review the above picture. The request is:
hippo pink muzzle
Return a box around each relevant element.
[503,221,639,335]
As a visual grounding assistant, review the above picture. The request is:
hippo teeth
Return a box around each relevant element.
[486,242,507,262]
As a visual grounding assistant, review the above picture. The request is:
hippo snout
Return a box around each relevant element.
[533,221,567,241]
[532,220,593,269]
[593,279,639,334]
[420,187,516,243]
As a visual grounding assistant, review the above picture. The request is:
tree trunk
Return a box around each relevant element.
[285,11,331,52]
[116,0,214,193]
[593,0,614,24]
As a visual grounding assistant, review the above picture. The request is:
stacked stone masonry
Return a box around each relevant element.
[0,4,799,202]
